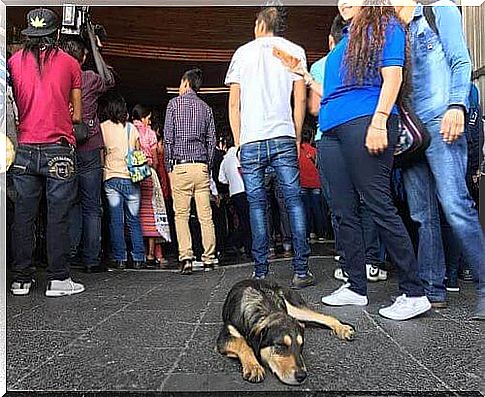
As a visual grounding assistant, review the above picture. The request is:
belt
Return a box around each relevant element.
[173,159,207,165]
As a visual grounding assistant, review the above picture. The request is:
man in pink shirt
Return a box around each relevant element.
[8,8,85,297]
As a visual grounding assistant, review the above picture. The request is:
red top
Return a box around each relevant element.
[156,142,172,199]
[299,142,321,189]
[8,49,82,146]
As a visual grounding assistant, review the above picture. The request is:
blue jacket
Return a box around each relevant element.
[410,1,472,123]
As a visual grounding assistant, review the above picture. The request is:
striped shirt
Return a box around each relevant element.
[163,89,216,172]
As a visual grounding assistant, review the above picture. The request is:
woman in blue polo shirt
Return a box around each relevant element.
[316,4,430,321]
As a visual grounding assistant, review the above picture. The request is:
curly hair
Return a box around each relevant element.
[344,1,411,100]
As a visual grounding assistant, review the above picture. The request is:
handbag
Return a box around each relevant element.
[73,122,90,144]
[125,122,152,183]
[394,101,431,168]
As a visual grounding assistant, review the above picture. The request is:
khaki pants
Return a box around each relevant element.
[170,163,216,262]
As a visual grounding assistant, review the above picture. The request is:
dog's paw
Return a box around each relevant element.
[242,362,265,383]
[333,324,355,341]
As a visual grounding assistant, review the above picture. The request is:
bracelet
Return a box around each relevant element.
[375,110,390,118]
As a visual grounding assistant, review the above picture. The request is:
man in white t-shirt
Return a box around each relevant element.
[225,6,314,288]
[218,144,252,259]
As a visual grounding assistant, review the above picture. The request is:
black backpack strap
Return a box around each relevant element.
[423,5,439,36]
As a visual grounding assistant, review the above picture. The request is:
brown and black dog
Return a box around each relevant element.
[217,279,355,385]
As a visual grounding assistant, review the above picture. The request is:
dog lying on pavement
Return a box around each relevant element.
[217,279,355,385]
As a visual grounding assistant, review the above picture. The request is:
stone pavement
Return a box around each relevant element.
[6,255,484,395]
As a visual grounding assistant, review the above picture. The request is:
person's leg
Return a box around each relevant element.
[192,163,216,264]
[170,164,195,262]
[340,116,424,298]
[269,138,310,276]
[122,180,145,263]
[275,180,292,252]
[440,210,461,292]
[319,131,367,297]
[241,141,270,277]
[43,145,77,281]
[317,139,345,263]
[77,149,103,268]
[11,146,43,284]
[104,179,127,262]
[301,188,313,238]
[310,188,326,238]
[424,116,484,310]
[233,193,252,257]
[402,159,446,302]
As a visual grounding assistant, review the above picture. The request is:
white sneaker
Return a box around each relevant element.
[11,281,33,296]
[379,294,431,321]
[378,269,388,281]
[321,284,368,306]
[45,278,85,297]
[334,255,341,262]
[366,264,379,282]
[333,267,349,282]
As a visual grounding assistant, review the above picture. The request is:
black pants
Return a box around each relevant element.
[232,192,252,256]
[11,144,76,282]
[320,116,423,297]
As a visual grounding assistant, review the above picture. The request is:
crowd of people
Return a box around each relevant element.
[4,1,484,321]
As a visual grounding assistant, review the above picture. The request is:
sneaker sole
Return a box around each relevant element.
[45,286,85,297]
[11,289,30,296]
[379,302,431,321]
[321,298,368,307]
[446,287,460,292]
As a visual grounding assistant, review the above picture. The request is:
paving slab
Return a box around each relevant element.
[6,256,484,394]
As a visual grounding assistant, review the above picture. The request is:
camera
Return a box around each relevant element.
[61,4,107,45]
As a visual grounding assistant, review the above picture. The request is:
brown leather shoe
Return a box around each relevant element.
[180,260,193,275]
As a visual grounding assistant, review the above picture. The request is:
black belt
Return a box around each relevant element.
[173,159,207,165]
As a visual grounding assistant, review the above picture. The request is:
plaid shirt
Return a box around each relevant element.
[164,89,216,172]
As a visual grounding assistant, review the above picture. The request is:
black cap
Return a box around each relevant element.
[21,8,59,37]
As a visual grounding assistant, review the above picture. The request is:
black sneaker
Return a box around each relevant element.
[83,264,108,274]
[290,272,316,289]
[132,261,146,270]
[180,259,193,275]
[445,277,460,292]
[111,260,126,270]
[459,269,474,282]
[11,280,34,296]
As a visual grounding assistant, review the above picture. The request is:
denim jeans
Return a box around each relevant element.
[240,137,310,276]
[70,149,103,267]
[301,188,326,238]
[319,116,424,297]
[402,115,484,302]
[11,143,77,282]
[104,177,145,262]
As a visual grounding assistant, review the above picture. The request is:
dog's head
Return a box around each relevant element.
[254,314,307,385]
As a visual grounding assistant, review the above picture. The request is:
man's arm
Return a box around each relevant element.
[163,102,175,172]
[87,21,115,88]
[207,107,217,169]
[70,88,82,124]
[433,4,472,143]
[293,79,306,145]
[228,83,241,148]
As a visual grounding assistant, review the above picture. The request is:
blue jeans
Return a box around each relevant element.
[70,149,103,267]
[11,144,77,282]
[402,115,484,303]
[301,188,326,238]
[320,116,424,297]
[240,137,310,276]
[104,178,145,262]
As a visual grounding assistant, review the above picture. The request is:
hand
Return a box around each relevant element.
[365,114,388,156]
[296,140,301,159]
[214,195,221,207]
[440,108,465,144]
